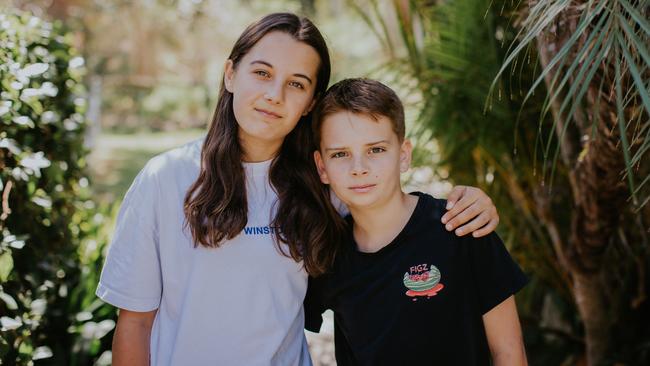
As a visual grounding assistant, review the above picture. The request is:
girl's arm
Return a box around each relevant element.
[112,308,157,366]
[441,185,499,238]
[482,295,528,366]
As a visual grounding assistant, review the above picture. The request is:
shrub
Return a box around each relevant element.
[0,11,114,365]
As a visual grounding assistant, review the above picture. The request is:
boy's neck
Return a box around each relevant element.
[349,190,419,253]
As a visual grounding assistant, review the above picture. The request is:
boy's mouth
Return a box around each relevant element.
[348,184,376,193]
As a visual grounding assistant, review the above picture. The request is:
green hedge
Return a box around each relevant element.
[1,11,115,365]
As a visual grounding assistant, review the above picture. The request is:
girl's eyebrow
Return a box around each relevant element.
[250,60,313,84]
[324,146,346,152]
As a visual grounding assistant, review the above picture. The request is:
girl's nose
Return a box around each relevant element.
[264,82,284,104]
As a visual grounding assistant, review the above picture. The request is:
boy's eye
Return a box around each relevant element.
[254,70,270,78]
[288,81,305,89]
[330,151,348,158]
[369,147,386,154]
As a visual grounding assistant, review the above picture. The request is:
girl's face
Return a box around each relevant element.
[224,31,320,154]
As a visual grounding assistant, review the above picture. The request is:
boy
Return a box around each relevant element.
[305,78,528,365]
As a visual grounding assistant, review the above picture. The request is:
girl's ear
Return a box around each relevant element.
[313,150,330,184]
[224,60,235,93]
[399,139,413,173]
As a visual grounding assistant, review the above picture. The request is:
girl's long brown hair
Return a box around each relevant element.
[183,13,346,276]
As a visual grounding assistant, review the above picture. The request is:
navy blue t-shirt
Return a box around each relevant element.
[304,192,528,365]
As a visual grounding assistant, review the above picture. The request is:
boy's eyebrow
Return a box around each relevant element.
[250,60,313,84]
[366,140,390,146]
[323,140,390,152]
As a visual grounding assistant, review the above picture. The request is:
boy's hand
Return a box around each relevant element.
[441,185,499,238]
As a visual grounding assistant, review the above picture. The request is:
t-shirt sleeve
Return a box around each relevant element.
[468,232,528,315]
[95,162,162,312]
[303,275,329,332]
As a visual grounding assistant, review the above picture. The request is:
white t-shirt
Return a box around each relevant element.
[96,138,312,366]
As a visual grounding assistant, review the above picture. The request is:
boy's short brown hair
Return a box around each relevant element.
[312,78,405,145]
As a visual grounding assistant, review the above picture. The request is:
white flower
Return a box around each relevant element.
[20,151,51,177]
[31,299,47,315]
[41,82,58,97]
[21,88,40,98]
[0,138,22,154]
[0,101,11,116]
[9,240,24,249]
[0,316,22,331]
[32,346,53,360]
[41,111,59,124]
[95,320,116,338]
[12,116,34,127]
[75,312,93,322]
[31,196,52,208]
[69,56,84,69]
[20,82,58,100]
[11,167,28,181]
[18,63,49,78]
[64,119,78,131]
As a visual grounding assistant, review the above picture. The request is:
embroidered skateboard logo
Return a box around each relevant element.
[403,264,444,300]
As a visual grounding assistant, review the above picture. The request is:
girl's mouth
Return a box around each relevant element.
[255,108,282,119]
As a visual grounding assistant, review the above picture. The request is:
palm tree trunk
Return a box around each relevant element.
[533,2,630,364]
[572,271,609,364]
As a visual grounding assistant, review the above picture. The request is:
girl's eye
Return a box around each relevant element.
[330,151,347,159]
[289,81,305,89]
[369,147,386,154]
[254,70,270,78]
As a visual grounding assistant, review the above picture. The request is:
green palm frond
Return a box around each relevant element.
[490,0,650,208]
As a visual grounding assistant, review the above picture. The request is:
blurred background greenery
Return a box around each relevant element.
[1,0,648,365]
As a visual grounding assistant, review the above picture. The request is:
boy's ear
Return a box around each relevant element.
[399,139,413,173]
[303,99,317,116]
[224,59,235,93]
[313,150,330,184]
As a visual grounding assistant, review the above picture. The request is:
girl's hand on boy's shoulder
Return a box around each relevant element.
[441,185,499,238]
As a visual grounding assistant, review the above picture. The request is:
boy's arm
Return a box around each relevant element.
[112,308,157,366]
[482,295,527,366]
[304,276,328,332]
[441,185,499,238]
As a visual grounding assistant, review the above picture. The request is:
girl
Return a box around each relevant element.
[96,13,499,366]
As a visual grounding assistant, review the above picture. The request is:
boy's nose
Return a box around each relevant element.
[351,158,369,176]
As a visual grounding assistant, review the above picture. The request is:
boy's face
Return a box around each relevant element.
[314,111,412,210]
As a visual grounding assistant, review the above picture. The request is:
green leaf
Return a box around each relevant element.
[615,44,638,206]
[518,0,609,111]
[617,12,650,70]
[0,251,13,283]
[617,33,650,120]
[619,0,650,36]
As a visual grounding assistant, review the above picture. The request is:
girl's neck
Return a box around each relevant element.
[239,134,282,163]
[350,191,419,253]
